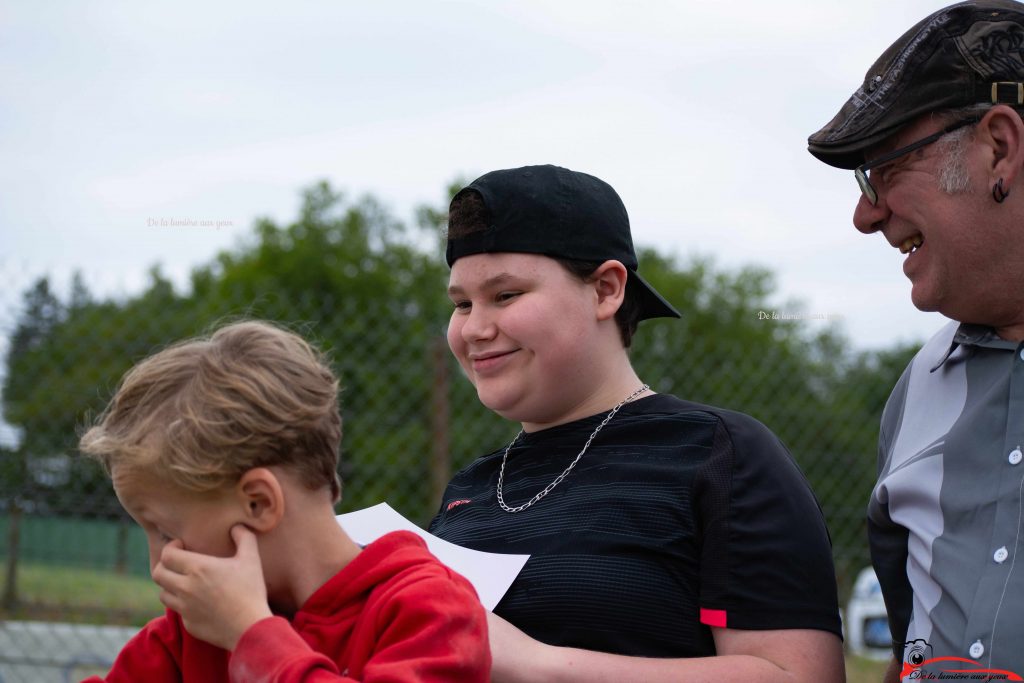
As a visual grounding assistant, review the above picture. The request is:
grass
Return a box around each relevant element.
[1,560,162,626]
[847,653,890,683]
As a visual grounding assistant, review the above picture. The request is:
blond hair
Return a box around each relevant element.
[80,320,342,499]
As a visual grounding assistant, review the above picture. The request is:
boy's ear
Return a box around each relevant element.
[591,259,628,322]
[235,468,285,533]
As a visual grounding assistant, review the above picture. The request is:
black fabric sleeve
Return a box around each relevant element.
[695,413,842,636]
[869,409,913,661]
[868,514,912,661]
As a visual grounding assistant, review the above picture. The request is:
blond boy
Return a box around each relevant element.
[79,320,490,682]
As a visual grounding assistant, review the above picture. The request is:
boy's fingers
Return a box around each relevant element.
[157,544,190,574]
[157,587,182,613]
[152,561,186,592]
[159,539,212,573]
[230,524,258,558]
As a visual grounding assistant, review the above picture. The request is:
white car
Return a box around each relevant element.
[846,566,892,660]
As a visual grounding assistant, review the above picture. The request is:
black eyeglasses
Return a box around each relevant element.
[855,116,981,205]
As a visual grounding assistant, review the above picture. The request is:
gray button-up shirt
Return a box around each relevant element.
[869,320,1024,674]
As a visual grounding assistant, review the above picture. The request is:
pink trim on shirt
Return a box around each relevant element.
[700,608,728,628]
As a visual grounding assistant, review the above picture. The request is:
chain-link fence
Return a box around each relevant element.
[0,252,914,679]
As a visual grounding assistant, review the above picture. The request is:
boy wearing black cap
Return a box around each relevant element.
[430,165,844,682]
[809,1,1024,678]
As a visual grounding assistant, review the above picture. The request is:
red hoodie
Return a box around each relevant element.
[84,531,490,682]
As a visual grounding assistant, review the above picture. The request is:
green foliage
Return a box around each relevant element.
[2,182,457,523]
[1,178,921,602]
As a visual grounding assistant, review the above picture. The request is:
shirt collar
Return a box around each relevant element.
[930,323,1019,372]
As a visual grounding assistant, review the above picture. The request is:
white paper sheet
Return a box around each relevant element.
[336,502,529,611]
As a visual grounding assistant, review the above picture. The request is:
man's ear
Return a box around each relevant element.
[235,467,285,533]
[979,104,1024,188]
[590,260,629,322]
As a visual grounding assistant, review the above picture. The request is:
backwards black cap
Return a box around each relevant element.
[445,164,681,321]
[809,0,1024,169]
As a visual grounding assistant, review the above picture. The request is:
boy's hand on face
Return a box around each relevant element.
[152,524,273,651]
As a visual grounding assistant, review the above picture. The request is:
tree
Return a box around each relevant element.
[2,278,67,607]
[0,179,921,598]
[1,183,458,522]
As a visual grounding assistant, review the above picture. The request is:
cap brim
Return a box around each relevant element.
[807,144,869,171]
[629,270,681,320]
[807,121,908,170]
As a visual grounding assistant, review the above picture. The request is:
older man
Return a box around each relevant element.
[808,0,1024,680]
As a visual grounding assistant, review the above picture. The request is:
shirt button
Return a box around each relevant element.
[1020,348,1024,361]
[1010,449,1023,465]
[994,546,1009,563]
[970,640,985,659]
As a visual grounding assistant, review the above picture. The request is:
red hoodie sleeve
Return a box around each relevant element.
[80,614,185,683]
[229,617,351,683]
[228,569,489,683]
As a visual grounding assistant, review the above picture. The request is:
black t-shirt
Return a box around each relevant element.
[428,394,842,658]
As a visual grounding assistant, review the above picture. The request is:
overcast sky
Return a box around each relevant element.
[1,0,964,445]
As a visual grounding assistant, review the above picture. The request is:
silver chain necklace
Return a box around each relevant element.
[496,384,650,513]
